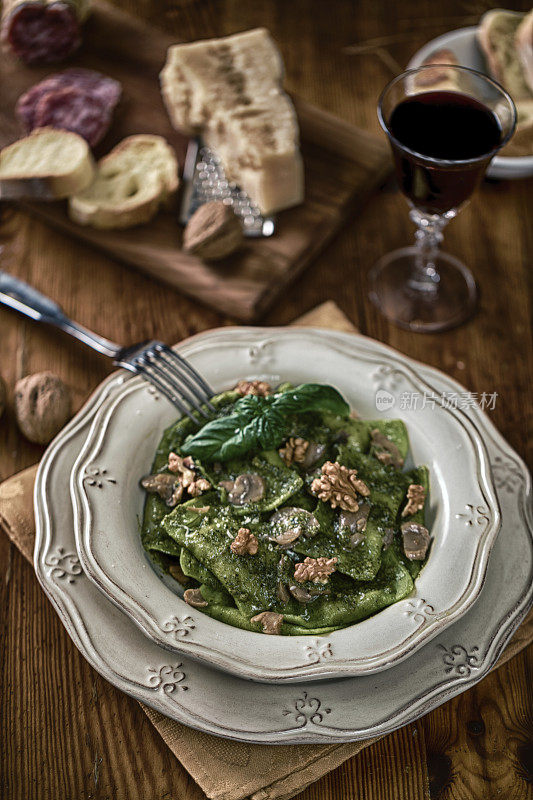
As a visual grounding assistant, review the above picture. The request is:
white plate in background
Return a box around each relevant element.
[408,26,533,180]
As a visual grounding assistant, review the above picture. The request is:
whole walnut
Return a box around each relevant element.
[183,201,243,261]
[15,372,71,445]
[0,374,6,421]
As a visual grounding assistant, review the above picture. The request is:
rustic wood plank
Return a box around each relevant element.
[0,1,391,321]
[1,0,532,798]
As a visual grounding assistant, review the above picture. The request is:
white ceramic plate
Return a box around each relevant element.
[72,329,500,682]
[34,338,532,743]
[408,27,533,180]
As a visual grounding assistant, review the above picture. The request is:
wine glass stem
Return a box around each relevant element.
[408,208,449,294]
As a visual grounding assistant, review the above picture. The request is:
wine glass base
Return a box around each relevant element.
[368,247,477,333]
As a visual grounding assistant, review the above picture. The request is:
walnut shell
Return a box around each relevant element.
[0,374,6,421]
[15,372,71,445]
[183,201,243,261]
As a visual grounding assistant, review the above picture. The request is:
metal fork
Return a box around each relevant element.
[0,270,215,423]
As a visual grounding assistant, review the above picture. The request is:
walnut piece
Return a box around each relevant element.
[230,527,259,555]
[168,451,211,498]
[0,374,6,421]
[14,371,71,444]
[183,201,243,261]
[279,437,309,466]
[141,452,210,507]
[184,587,208,608]
[311,461,370,512]
[370,428,404,469]
[141,473,183,507]
[402,484,426,517]
[233,379,272,397]
[294,556,338,584]
[250,611,284,635]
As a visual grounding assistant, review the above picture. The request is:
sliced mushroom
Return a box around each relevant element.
[277,581,290,603]
[301,441,327,470]
[184,587,208,608]
[289,584,326,603]
[219,473,265,505]
[350,530,365,547]
[270,507,320,538]
[370,428,404,469]
[340,504,370,534]
[289,584,315,603]
[269,528,302,547]
[250,611,284,635]
[382,527,394,551]
[168,563,188,586]
[401,522,430,561]
[141,473,181,507]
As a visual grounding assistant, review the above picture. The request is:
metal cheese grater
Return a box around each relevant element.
[179,138,275,238]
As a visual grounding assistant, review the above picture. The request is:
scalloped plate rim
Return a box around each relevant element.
[72,327,500,681]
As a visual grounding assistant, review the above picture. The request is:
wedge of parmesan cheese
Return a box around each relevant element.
[160,28,304,215]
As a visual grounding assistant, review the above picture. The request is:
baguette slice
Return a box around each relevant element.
[69,135,179,229]
[516,10,533,93]
[0,127,94,199]
[477,9,532,100]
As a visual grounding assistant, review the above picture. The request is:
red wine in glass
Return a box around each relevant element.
[388,90,503,215]
[369,66,516,333]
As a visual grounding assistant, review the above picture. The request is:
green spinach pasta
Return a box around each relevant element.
[140,381,431,636]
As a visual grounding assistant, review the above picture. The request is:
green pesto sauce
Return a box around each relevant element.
[140,385,430,635]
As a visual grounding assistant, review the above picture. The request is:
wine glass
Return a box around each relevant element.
[369,65,516,332]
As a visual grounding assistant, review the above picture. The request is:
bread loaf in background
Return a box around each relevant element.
[160,28,304,215]
[0,127,94,199]
[516,10,533,93]
[477,9,532,99]
[477,9,533,156]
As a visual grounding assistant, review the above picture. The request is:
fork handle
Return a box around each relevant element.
[0,270,121,359]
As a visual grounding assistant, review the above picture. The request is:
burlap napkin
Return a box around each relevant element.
[1,301,532,800]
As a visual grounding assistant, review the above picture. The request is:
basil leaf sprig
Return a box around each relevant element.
[181,383,349,462]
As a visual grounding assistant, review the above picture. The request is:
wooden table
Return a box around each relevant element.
[1,1,532,798]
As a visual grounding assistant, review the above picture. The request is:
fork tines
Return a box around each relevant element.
[121,342,215,423]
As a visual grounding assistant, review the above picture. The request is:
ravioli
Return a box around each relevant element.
[140,382,431,635]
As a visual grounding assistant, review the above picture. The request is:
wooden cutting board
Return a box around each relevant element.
[0,1,391,321]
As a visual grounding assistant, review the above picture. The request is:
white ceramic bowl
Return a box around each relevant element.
[72,328,501,682]
[408,26,533,180]
[35,357,532,743]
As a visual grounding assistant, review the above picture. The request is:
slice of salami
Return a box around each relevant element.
[16,69,122,142]
[32,85,112,147]
[2,2,82,65]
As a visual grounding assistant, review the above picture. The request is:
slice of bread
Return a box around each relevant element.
[0,127,94,199]
[516,10,533,93]
[478,9,532,100]
[69,134,179,229]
